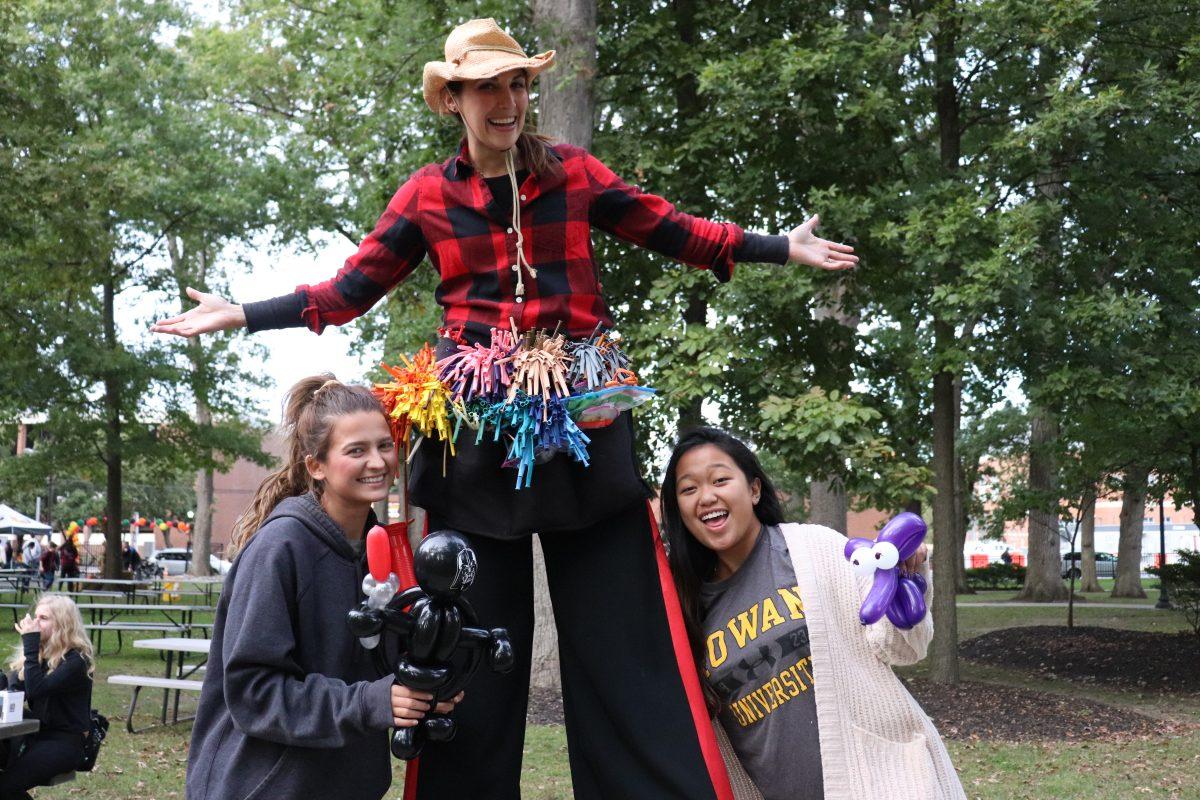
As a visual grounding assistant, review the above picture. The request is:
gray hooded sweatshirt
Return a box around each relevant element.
[186,493,395,800]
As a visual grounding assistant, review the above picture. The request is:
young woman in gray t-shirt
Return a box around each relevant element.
[660,427,953,800]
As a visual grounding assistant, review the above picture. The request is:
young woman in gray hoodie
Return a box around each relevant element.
[186,376,459,800]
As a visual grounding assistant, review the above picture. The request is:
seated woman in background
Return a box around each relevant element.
[660,427,966,800]
[0,595,93,800]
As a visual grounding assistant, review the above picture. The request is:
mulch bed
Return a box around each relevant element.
[527,625,1200,741]
[527,687,565,726]
[530,679,1186,742]
[904,678,1188,742]
[959,625,1200,694]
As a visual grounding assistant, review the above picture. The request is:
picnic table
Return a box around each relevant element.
[156,576,224,605]
[131,638,211,734]
[0,719,38,740]
[0,570,37,599]
[56,577,153,602]
[120,637,211,731]
[0,719,75,785]
[77,603,213,653]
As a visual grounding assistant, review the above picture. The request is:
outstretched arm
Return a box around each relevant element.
[152,170,427,339]
[150,287,246,338]
[584,149,857,278]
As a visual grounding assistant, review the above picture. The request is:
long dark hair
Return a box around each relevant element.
[660,427,786,715]
[229,375,385,556]
[445,76,564,178]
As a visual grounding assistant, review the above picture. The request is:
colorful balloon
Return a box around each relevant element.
[844,512,928,629]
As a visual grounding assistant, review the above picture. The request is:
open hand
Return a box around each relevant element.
[787,215,858,272]
[14,614,37,636]
[150,287,246,338]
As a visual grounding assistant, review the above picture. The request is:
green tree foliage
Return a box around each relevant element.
[1149,550,1200,642]
[0,0,276,575]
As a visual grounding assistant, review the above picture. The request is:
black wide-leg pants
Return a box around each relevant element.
[409,500,726,800]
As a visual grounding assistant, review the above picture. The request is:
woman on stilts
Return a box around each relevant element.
[155,18,856,800]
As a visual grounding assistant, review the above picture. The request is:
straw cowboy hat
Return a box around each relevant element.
[423,19,556,115]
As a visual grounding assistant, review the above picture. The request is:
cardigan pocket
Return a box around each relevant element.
[849,723,936,799]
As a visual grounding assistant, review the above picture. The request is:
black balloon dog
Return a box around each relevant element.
[348,526,514,760]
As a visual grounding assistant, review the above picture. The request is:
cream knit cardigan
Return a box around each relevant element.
[716,523,966,800]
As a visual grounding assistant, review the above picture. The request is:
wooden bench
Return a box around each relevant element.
[38,590,126,601]
[0,603,28,624]
[108,675,204,733]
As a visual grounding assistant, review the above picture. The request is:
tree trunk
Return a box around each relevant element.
[670,0,709,433]
[102,271,124,579]
[1112,465,1148,598]
[952,376,971,594]
[529,536,561,691]
[929,336,959,684]
[373,498,389,525]
[169,238,216,577]
[191,395,214,576]
[928,0,962,685]
[1016,411,1069,601]
[810,284,857,537]
[1078,484,1103,592]
[808,478,847,535]
[532,0,595,151]
[529,0,597,695]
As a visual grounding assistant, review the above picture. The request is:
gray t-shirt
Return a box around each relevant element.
[700,524,823,800]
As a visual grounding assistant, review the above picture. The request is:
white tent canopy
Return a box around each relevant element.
[0,504,51,536]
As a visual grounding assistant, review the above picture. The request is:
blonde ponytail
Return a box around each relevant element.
[229,374,386,557]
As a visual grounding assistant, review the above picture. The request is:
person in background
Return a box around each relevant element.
[1000,548,1012,565]
[18,539,40,592]
[0,595,94,800]
[3,540,12,570]
[20,539,40,572]
[58,542,80,591]
[121,543,142,574]
[37,545,59,592]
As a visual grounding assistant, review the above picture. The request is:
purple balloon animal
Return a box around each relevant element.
[844,512,928,629]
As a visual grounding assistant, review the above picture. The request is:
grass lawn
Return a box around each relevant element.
[6,585,1196,800]
[947,732,1200,800]
[956,577,1164,605]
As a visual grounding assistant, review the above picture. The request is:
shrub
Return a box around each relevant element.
[1148,549,1200,642]
[964,563,1026,591]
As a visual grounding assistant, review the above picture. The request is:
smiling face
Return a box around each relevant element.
[673,444,763,575]
[444,69,529,167]
[305,411,398,509]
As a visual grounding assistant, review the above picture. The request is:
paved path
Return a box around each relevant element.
[959,601,1158,609]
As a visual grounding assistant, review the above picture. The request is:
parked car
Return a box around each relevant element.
[149,547,232,576]
[1061,551,1117,580]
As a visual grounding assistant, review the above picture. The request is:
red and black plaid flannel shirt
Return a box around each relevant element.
[244,141,787,338]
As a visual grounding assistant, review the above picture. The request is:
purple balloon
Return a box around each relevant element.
[859,567,897,625]
[886,574,928,630]
[844,536,874,561]
[877,512,926,560]
[845,513,929,628]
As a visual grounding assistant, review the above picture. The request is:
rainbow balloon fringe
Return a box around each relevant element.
[373,344,456,458]
[375,326,651,489]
